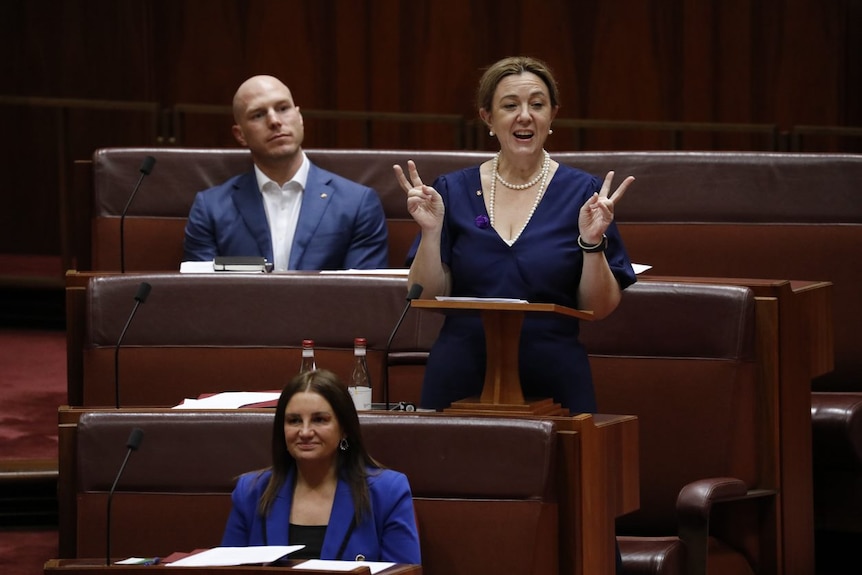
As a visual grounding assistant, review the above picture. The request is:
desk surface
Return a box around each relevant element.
[44,559,422,575]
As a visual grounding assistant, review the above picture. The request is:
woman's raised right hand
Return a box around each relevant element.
[393,160,445,230]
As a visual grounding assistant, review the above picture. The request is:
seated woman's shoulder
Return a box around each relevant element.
[367,467,410,488]
[237,468,272,490]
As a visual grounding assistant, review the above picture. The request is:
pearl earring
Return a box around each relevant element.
[549,129,554,135]
[489,130,495,137]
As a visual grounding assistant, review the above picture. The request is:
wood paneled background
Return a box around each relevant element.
[1,0,860,258]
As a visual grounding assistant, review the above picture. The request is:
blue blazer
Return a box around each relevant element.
[221,468,421,565]
[183,164,389,270]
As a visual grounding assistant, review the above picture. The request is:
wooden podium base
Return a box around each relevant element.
[445,396,570,416]
[411,299,593,419]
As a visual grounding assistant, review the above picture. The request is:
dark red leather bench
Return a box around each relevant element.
[68,271,442,408]
[69,146,862,570]
[67,269,790,574]
[65,410,558,575]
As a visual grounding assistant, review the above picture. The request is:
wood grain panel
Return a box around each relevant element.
[1,0,858,258]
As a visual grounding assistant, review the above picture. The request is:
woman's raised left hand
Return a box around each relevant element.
[578,171,635,244]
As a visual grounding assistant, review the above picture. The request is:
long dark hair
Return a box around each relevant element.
[257,369,380,521]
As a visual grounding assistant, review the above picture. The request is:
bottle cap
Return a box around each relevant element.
[354,337,367,347]
[302,339,314,348]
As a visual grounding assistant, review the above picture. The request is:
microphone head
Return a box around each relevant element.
[407,283,424,300]
[134,282,152,303]
[126,427,144,451]
[139,155,156,175]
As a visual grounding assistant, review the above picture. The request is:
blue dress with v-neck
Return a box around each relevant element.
[407,164,636,413]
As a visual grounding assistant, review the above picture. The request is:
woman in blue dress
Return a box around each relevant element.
[394,56,637,414]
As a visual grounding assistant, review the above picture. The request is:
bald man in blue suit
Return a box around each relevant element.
[183,75,388,271]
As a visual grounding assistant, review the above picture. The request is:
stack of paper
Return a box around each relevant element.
[173,391,281,409]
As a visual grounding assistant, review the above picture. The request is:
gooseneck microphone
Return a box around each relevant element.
[119,155,156,273]
[106,427,144,566]
[114,282,152,408]
[383,283,424,410]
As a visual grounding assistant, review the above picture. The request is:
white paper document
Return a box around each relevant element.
[165,545,303,567]
[179,261,216,273]
[172,391,281,409]
[115,557,159,565]
[435,296,529,304]
[294,559,397,573]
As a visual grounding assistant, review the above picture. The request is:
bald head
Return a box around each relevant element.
[232,75,294,123]
[230,74,305,182]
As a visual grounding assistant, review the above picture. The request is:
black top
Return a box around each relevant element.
[288,524,327,560]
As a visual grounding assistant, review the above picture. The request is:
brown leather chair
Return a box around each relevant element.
[77,147,490,271]
[65,409,559,575]
[72,146,858,569]
[74,148,862,393]
[69,272,441,408]
[811,393,862,537]
[583,281,777,575]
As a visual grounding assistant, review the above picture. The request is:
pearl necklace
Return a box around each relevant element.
[493,150,551,189]
[488,150,551,246]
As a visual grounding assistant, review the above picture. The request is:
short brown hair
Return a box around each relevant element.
[476,56,560,113]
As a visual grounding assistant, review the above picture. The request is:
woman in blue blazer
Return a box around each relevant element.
[221,370,421,564]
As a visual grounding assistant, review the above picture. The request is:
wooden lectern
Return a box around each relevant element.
[411,298,594,416]
[411,298,636,575]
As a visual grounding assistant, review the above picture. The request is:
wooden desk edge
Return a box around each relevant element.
[44,559,422,574]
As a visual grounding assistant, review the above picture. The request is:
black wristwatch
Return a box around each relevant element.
[577,234,608,253]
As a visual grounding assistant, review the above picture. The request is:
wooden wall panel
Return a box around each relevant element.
[765,0,845,127]
[0,0,858,260]
[2,0,855,126]
[848,1,862,127]
[0,108,61,255]
[0,0,154,100]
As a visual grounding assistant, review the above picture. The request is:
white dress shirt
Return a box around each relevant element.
[255,154,310,271]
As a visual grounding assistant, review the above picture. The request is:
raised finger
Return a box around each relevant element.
[407,160,425,188]
[599,171,615,198]
[609,175,635,205]
[393,164,412,193]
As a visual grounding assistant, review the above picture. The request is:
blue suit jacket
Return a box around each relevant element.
[220,468,421,565]
[183,164,389,270]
